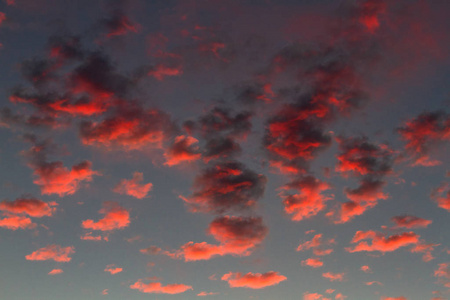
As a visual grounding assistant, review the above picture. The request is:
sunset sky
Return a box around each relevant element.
[0,0,449,299]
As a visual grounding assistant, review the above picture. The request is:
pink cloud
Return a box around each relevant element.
[322,272,346,282]
[366,281,383,286]
[0,214,35,230]
[25,245,74,262]
[113,172,153,199]
[360,265,372,273]
[48,269,63,275]
[0,197,56,217]
[431,183,450,212]
[301,258,324,268]
[297,233,334,256]
[82,202,130,231]
[346,230,420,253]
[391,215,432,229]
[164,135,201,166]
[303,292,331,300]
[381,297,408,300]
[197,291,219,296]
[104,264,123,275]
[130,280,192,294]
[221,271,287,289]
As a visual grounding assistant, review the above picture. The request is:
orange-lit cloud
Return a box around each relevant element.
[366,281,383,286]
[431,182,450,212]
[104,264,123,274]
[197,291,219,296]
[130,280,192,294]
[0,214,35,230]
[0,197,56,217]
[322,272,346,282]
[360,265,372,273]
[25,245,74,262]
[164,135,201,166]
[303,292,331,300]
[114,172,153,199]
[301,258,323,268]
[48,269,63,275]
[391,215,432,229]
[346,230,419,253]
[433,263,450,288]
[221,271,287,289]
[381,297,408,300]
[279,176,332,221]
[398,111,450,166]
[297,234,334,256]
[82,202,130,231]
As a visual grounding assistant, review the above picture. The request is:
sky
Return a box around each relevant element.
[0,0,449,299]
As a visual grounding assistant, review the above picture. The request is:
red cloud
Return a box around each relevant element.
[221,271,287,289]
[113,172,153,199]
[80,108,172,150]
[301,258,323,268]
[410,241,439,262]
[164,135,201,166]
[297,234,334,256]
[0,197,56,217]
[357,0,386,33]
[398,111,450,166]
[346,230,420,253]
[381,297,408,300]
[279,176,332,221]
[25,245,74,262]
[130,280,192,294]
[32,160,99,197]
[104,264,123,274]
[104,14,140,38]
[431,183,450,212]
[148,64,183,81]
[180,161,266,213]
[0,214,35,230]
[48,269,63,275]
[82,202,130,231]
[80,232,105,241]
[434,263,450,287]
[178,216,268,261]
[303,292,331,300]
[391,215,432,229]
[322,272,346,282]
[0,12,5,26]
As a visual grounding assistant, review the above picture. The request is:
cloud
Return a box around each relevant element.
[0,197,56,217]
[197,291,219,296]
[25,245,74,262]
[366,281,383,286]
[48,269,63,275]
[82,202,130,231]
[0,214,35,230]
[381,297,408,300]
[303,292,331,300]
[346,230,419,253]
[113,172,153,199]
[391,215,432,229]
[322,272,346,282]
[147,64,183,81]
[434,263,450,288]
[102,12,140,38]
[130,280,192,294]
[301,258,323,268]
[398,111,450,166]
[164,135,201,166]
[180,161,266,214]
[104,264,123,275]
[80,232,106,241]
[297,233,334,256]
[360,265,372,273]
[279,176,332,221]
[221,271,287,289]
[431,182,450,212]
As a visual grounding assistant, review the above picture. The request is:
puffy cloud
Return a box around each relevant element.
[25,245,74,262]
[180,161,266,214]
[164,135,201,166]
[0,214,35,230]
[104,264,123,275]
[301,258,323,268]
[113,172,153,199]
[48,269,63,275]
[391,215,432,229]
[80,107,173,150]
[221,271,287,289]
[279,176,332,221]
[346,230,419,253]
[322,272,346,282]
[0,197,56,217]
[32,160,99,197]
[130,280,192,294]
[176,216,268,261]
[398,111,450,166]
[82,202,130,231]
